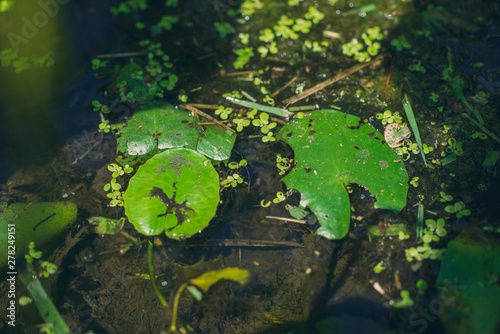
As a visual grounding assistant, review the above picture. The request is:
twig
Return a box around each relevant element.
[462,113,500,144]
[266,216,306,224]
[181,104,235,133]
[271,75,298,98]
[282,55,384,106]
[385,53,396,100]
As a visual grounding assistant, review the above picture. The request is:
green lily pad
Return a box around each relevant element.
[123,148,220,240]
[116,101,236,160]
[278,110,409,239]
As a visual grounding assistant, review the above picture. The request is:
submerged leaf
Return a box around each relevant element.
[188,267,251,292]
[278,110,409,239]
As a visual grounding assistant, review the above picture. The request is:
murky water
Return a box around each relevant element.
[1,0,499,333]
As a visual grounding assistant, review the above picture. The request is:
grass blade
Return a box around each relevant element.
[403,94,428,168]
[226,97,292,118]
[417,203,424,241]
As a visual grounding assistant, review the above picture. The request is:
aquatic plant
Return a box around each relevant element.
[278,110,409,239]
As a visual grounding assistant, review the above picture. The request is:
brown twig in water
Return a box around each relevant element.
[282,55,384,106]
[385,53,396,100]
[181,104,235,133]
[271,75,298,98]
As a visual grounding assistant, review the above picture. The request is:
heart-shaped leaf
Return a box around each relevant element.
[116,101,236,160]
[278,110,409,239]
[123,148,220,240]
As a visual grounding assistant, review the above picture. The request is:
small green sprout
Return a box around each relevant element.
[234,47,254,69]
[292,18,312,34]
[373,261,386,274]
[422,218,447,243]
[19,296,33,306]
[98,120,111,133]
[214,22,235,38]
[152,15,179,33]
[445,202,471,218]
[410,177,419,187]
[391,290,414,308]
[221,174,244,188]
[239,33,250,45]
[108,163,133,178]
[442,138,464,156]
[262,132,276,142]
[40,261,58,278]
[405,243,445,262]
[252,112,277,134]
[223,91,243,99]
[91,100,103,112]
[259,28,275,43]
[276,154,292,175]
[233,118,251,132]
[215,106,233,120]
[439,191,453,202]
[408,60,426,73]
[429,92,439,103]
[91,58,109,70]
[471,132,487,140]
[376,110,403,125]
[25,241,42,264]
[422,144,434,154]
[390,36,412,51]
[304,6,325,24]
[416,279,428,295]
[398,231,410,240]
[272,191,287,203]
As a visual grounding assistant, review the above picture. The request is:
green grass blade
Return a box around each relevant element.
[417,203,424,240]
[19,264,70,334]
[226,97,292,118]
[403,94,428,168]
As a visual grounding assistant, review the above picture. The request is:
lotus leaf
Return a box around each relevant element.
[123,148,220,240]
[278,110,409,239]
[116,101,236,160]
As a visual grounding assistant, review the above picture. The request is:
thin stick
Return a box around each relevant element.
[271,75,298,98]
[181,104,235,133]
[385,53,396,100]
[282,55,384,106]
[462,113,500,144]
[266,216,306,224]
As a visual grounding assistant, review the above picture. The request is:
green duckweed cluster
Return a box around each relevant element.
[342,26,383,62]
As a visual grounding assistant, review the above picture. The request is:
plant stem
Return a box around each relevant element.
[148,238,168,307]
[169,283,187,333]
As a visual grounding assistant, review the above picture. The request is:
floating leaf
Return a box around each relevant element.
[278,110,409,239]
[116,101,236,160]
[123,148,220,240]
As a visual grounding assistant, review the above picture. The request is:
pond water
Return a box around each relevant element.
[1,0,499,333]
